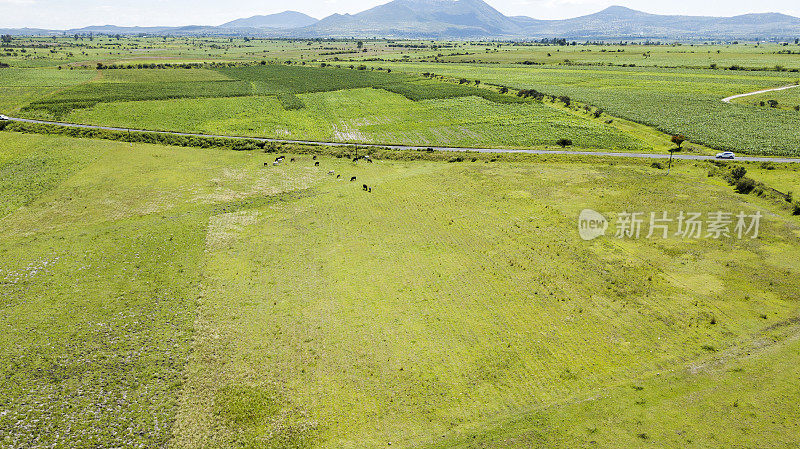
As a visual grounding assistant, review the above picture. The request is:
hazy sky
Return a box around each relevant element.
[2,0,800,29]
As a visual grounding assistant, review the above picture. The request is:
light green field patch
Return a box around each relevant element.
[96,68,235,83]
[665,272,725,295]
[0,68,96,87]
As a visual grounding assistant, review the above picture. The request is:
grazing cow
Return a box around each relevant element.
[336,175,341,179]
[264,162,269,166]
[313,155,318,160]
[275,156,284,162]
[368,187,372,193]
[290,158,295,162]
[328,170,335,175]
[350,176,357,182]
[273,161,279,166]
[315,161,320,167]
[362,184,368,191]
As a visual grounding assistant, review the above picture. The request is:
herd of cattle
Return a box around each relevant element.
[266,154,373,193]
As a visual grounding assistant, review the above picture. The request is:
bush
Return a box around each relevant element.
[734,177,757,194]
[651,162,663,169]
[730,166,747,180]
[556,138,573,148]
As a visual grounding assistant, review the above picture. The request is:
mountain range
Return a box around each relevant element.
[3,1,800,41]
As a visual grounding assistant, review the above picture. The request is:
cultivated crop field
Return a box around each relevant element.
[7,64,652,151]
[4,38,800,155]
[1,131,799,448]
[383,62,800,156]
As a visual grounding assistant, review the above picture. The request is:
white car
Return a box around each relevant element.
[0,115,9,121]
[715,151,735,160]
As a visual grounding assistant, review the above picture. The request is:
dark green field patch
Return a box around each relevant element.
[220,64,527,107]
[380,79,524,104]
[218,64,414,94]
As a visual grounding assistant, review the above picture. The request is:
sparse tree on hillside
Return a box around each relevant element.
[671,134,686,149]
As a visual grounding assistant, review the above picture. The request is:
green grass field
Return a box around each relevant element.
[2,131,799,448]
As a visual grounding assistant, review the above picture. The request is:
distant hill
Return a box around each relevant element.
[524,6,800,40]
[305,0,522,38]
[300,3,800,39]
[4,3,800,40]
[220,11,318,29]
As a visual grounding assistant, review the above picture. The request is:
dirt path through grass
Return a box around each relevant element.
[721,84,800,103]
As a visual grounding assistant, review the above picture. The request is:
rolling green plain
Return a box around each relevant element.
[2,132,799,448]
[2,36,800,448]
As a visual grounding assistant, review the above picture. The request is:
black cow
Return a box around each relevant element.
[315,161,320,167]
[350,176,357,182]
[362,184,368,191]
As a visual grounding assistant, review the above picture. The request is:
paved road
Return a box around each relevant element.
[721,84,800,103]
[5,116,800,163]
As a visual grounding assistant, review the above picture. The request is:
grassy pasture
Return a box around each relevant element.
[3,131,798,448]
[175,156,800,448]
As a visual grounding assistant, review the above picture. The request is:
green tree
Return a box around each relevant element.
[556,138,573,148]
[671,134,686,149]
